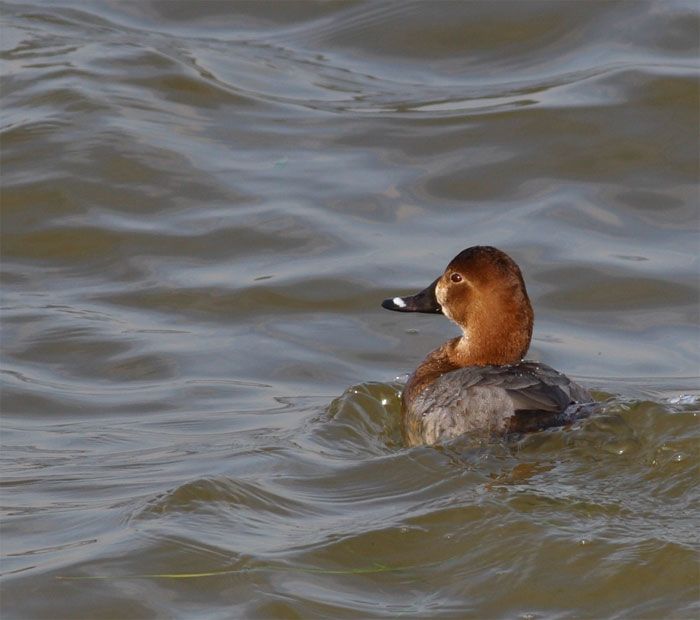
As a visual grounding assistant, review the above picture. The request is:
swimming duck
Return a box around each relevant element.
[382,246,592,446]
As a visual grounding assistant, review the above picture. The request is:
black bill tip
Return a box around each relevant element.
[382,296,411,311]
[381,277,442,314]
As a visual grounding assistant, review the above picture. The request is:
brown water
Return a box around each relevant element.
[1,1,699,618]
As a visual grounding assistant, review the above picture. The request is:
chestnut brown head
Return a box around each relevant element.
[382,246,534,365]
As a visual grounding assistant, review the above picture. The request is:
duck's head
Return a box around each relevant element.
[382,246,534,365]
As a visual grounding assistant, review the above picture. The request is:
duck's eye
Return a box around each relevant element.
[450,273,463,283]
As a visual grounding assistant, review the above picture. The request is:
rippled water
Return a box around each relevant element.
[1,1,699,618]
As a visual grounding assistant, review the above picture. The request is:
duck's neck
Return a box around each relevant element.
[404,314,532,403]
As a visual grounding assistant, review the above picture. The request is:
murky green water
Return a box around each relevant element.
[1,1,699,618]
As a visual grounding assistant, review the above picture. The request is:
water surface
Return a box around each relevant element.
[1,1,699,618]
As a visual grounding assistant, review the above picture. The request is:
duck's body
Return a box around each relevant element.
[382,246,592,446]
[404,359,591,445]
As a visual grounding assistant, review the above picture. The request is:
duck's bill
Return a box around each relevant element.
[381,277,442,313]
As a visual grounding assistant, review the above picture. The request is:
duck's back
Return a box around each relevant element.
[403,362,592,446]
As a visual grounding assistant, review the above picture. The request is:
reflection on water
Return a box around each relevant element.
[1,1,698,618]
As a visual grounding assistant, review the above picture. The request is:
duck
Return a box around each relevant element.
[382,246,593,446]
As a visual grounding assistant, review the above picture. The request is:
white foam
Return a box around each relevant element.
[667,394,699,405]
[392,297,406,308]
